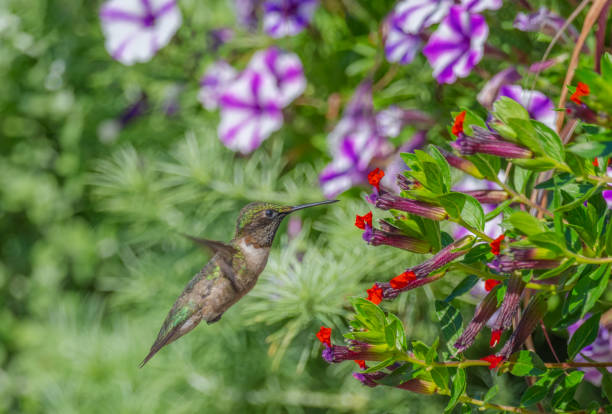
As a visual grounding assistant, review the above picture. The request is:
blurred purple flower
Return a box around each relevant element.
[263,0,318,38]
[234,0,262,30]
[248,47,306,107]
[218,69,283,154]
[379,132,427,192]
[604,168,612,209]
[422,6,488,84]
[320,82,390,198]
[497,85,557,129]
[568,316,612,386]
[208,27,234,51]
[99,0,182,65]
[384,17,422,65]
[461,0,502,13]
[477,67,522,109]
[198,60,238,111]
[392,0,453,34]
[514,7,579,42]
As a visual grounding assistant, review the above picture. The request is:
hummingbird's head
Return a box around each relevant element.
[235,200,338,247]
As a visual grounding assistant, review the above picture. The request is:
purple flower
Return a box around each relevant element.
[218,69,283,154]
[234,0,262,30]
[320,82,390,198]
[455,127,533,159]
[384,17,422,65]
[477,67,522,110]
[263,0,318,38]
[498,295,547,359]
[568,316,612,386]
[514,7,579,42]
[422,6,488,84]
[392,0,453,34]
[497,85,557,129]
[605,168,612,209]
[198,60,238,111]
[376,193,448,221]
[247,47,306,107]
[363,222,431,253]
[460,0,502,13]
[207,27,234,51]
[455,286,501,353]
[99,0,182,65]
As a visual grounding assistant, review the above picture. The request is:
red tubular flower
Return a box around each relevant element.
[316,326,332,347]
[570,82,590,105]
[484,279,501,292]
[454,287,501,353]
[355,360,367,370]
[355,211,373,230]
[489,234,505,255]
[481,355,504,369]
[390,271,417,289]
[452,110,466,136]
[368,168,385,191]
[593,158,599,167]
[490,329,502,347]
[366,284,383,305]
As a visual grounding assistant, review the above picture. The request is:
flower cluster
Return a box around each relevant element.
[199,47,306,154]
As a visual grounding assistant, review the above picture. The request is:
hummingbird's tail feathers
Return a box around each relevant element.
[138,325,181,368]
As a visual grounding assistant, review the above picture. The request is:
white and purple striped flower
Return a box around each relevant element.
[422,6,488,84]
[217,69,284,154]
[392,0,453,34]
[99,0,182,66]
[376,106,434,138]
[234,0,262,30]
[247,47,306,107]
[198,61,238,111]
[320,82,390,198]
[497,85,557,129]
[384,15,422,65]
[477,67,521,109]
[262,0,318,38]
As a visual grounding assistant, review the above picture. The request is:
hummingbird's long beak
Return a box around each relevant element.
[287,199,339,213]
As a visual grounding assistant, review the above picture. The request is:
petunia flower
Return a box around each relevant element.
[570,82,590,105]
[497,85,557,129]
[568,315,612,386]
[316,326,332,347]
[247,47,306,107]
[234,0,262,30]
[320,82,390,198]
[99,0,182,66]
[198,60,238,111]
[384,15,422,65]
[262,0,318,38]
[376,107,434,138]
[366,284,384,305]
[422,6,488,84]
[218,69,283,154]
[391,0,453,34]
[489,234,505,255]
[514,7,579,42]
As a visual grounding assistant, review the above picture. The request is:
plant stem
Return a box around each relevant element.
[452,218,494,243]
[459,395,542,414]
[494,178,554,218]
[565,251,612,264]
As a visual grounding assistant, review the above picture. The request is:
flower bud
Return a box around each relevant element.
[455,286,502,353]
[376,193,448,221]
[498,295,547,358]
[363,226,431,253]
[456,127,533,159]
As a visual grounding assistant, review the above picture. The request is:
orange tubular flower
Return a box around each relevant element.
[367,168,385,191]
[355,211,373,230]
[355,360,367,370]
[366,284,383,305]
[451,110,466,136]
[570,82,589,105]
[389,271,417,289]
[489,234,505,256]
[484,279,501,292]
[490,329,502,347]
[316,326,332,347]
[480,354,504,369]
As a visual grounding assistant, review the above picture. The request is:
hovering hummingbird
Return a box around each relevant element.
[140,200,338,367]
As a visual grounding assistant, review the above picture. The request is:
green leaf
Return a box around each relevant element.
[536,258,576,280]
[552,371,584,409]
[508,211,547,236]
[444,275,479,303]
[494,97,530,123]
[361,357,396,374]
[351,297,386,332]
[459,108,488,136]
[531,120,565,163]
[605,216,612,256]
[568,313,601,360]
[462,243,491,264]
[508,350,546,376]
[467,154,501,181]
[431,366,450,391]
[435,300,463,350]
[521,369,564,407]
[601,369,612,403]
[511,157,558,171]
[506,118,541,152]
[429,145,452,194]
[568,141,612,159]
[602,52,612,82]
[438,192,485,232]
[385,313,408,352]
[528,232,566,255]
[375,363,414,386]
[484,384,499,402]
[445,368,466,414]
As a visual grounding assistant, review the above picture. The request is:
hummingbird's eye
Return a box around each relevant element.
[264,209,276,218]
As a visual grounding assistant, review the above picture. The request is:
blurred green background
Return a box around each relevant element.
[0,0,557,412]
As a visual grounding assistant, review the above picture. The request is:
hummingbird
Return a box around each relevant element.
[139,199,338,367]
